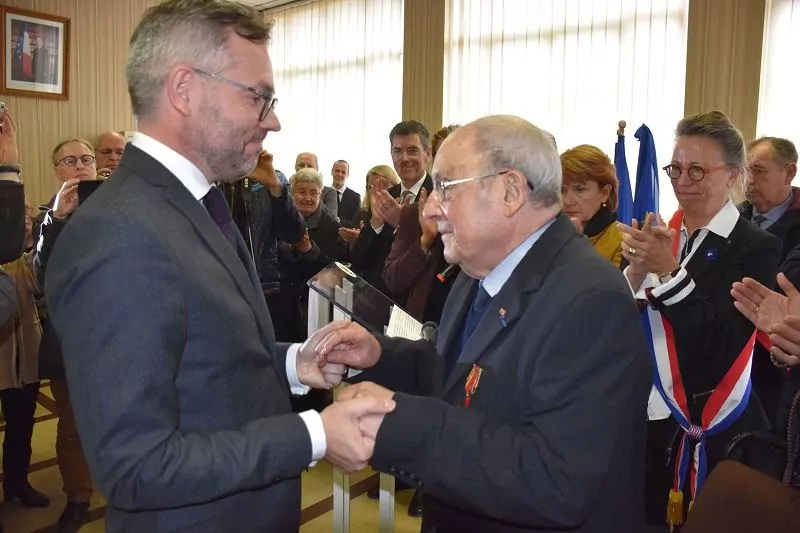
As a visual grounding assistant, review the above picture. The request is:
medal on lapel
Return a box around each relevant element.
[464,364,483,408]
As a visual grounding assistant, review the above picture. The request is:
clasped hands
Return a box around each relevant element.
[295,320,398,472]
[618,212,680,282]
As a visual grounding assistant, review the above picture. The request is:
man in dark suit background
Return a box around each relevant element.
[330,159,361,227]
[44,1,394,532]
[32,36,51,85]
[0,110,24,332]
[317,115,652,532]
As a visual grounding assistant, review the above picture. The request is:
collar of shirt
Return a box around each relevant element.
[752,190,793,224]
[481,218,557,297]
[401,174,427,198]
[677,200,739,261]
[334,185,346,194]
[131,132,211,201]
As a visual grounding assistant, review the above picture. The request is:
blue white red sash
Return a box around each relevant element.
[641,210,757,527]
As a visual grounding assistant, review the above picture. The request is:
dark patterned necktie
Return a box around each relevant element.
[202,186,238,250]
[752,214,768,228]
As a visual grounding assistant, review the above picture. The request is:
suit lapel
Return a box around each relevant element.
[124,146,275,346]
[436,274,475,360]
[440,214,576,397]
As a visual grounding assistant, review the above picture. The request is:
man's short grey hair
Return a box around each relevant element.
[127,0,272,118]
[290,168,324,191]
[472,116,561,207]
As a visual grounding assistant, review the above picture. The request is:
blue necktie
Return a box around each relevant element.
[445,284,492,378]
[202,186,238,251]
[752,214,767,228]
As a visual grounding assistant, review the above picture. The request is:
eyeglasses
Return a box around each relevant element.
[193,68,278,122]
[391,147,423,160]
[663,163,729,182]
[433,170,529,202]
[57,154,96,167]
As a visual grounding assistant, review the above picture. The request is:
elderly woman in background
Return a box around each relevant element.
[619,111,782,529]
[344,165,402,296]
[272,168,347,343]
[561,144,623,267]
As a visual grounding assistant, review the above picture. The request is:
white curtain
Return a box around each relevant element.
[443,0,689,217]
[758,0,800,159]
[266,0,404,194]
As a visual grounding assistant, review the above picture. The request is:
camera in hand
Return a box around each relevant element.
[78,180,104,205]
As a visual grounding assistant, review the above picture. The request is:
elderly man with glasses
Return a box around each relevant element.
[317,114,652,533]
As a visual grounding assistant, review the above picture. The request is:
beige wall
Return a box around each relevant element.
[2,0,160,206]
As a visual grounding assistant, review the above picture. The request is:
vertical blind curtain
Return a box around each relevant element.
[758,0,800,155]
[443,0,689,217]
[267,0,404,194]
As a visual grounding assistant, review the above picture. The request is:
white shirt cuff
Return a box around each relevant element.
[623,266,657,299]
[298,410,327,465]
[372,223,384,234]
[286,343,311,396]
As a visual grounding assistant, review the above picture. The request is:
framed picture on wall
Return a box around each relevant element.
[0,6,70,100]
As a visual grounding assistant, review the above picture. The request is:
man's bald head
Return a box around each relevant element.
[295,152,319,171]
[436,115,562,207]
[95,131,127,172]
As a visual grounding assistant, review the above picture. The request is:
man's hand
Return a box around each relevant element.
[297,321,351,389]
[53,179,81,219]
[247,151,283,197]
[315,320,382,369]
[732,273,800,333]
[321,396,396,472]
[0,111,20,175]
[372,190,403,228]
[338,383,395,439]
[418,189,438,250]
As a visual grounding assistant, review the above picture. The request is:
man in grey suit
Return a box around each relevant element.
[316,115,652,532]
[44,1,393,532]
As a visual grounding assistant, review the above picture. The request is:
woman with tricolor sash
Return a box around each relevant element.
[618,110,782,530]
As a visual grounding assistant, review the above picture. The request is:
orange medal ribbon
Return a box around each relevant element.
[464,364,483,408]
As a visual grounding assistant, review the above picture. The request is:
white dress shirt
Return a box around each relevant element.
[132,132,326,464]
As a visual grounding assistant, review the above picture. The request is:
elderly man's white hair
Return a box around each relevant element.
[289,167,324,190]
[471,115,562,207]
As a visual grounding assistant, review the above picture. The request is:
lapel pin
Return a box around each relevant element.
[705,247,719,261]
[498,308,508,328]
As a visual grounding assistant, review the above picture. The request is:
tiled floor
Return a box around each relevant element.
[1,382,422,532]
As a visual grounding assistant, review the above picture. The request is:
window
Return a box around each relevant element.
[443,0,689,216]
[267,0,404,194]
[758,0,800,159]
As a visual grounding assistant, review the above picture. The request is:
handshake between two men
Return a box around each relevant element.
[295,319,398,474]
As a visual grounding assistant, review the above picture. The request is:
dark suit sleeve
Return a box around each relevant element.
[382,205,429,295]
[322,187,338,219]
[0,181,25,263]
[782,244,800,287]
[370,289,650,528]
[647,234,781,369]
[0,268,17,326]
[46,213,314,511]
[350,222,392,272]
[269,184,305,245]
[351,335,440,396]
[33,211,68,288]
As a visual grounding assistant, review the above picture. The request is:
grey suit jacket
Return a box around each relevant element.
[359,214,652,533]
[45,145,312,533]
[321,185,338,219]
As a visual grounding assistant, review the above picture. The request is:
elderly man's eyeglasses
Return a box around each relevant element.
[663,163,729,182]
[433,170,531,201]
[193,68,278,122]
[57,155,96,167]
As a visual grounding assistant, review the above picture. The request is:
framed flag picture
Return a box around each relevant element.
[0,6,70,100]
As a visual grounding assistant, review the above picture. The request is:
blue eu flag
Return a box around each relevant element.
[615,132,633,224]
[632,124,659,223]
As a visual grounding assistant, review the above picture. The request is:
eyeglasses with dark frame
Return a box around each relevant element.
[662,163,730,182]
[57,154,96,167]
[193,68,278,122]
[433,169,533,202]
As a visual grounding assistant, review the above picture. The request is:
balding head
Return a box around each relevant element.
[295,152,319,171]
[425,115,562,279]
[95,131,127,172]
